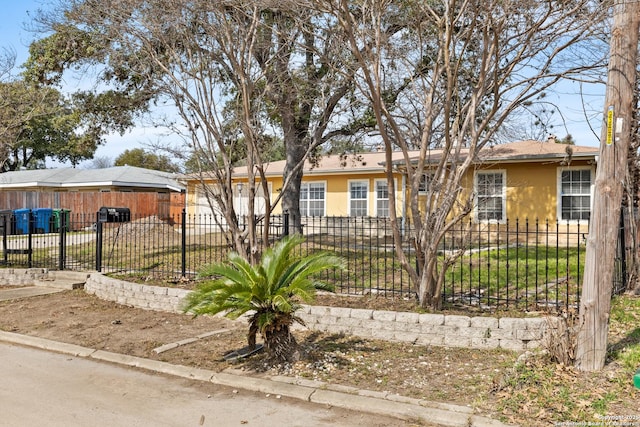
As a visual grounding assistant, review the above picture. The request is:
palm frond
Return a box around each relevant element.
[184,235,344,335]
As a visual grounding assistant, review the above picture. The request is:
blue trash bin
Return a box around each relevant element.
[13,209,31,235]
[32,208,53,234]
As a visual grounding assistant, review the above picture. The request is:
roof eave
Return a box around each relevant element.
[61,181,184,191]
[389,152,597,167]
[477,152,598,163]
[1,182,63,188]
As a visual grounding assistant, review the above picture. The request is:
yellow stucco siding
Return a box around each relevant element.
[185,157,595,223]
[503,162,557,221]
[304,172,403,217]
[474,159,595,222]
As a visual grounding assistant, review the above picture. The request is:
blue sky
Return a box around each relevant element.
[1,1,604,169]
[0,0,156,167]
[1,1,40,66]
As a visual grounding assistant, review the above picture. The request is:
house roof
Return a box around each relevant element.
[476,140,597,162]
[182,140,599,183]
[213,150,421,179]
[208,140,598,179]
[0,166,185,192]
[390,140,598,167]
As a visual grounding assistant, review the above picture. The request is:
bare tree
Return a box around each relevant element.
[626,76,640,295]
[0,48,15,80]
[322,0,608,308]
[28,1,279,260]
[87,156,113,169]
[31,0,369,256]
[621,59,640,296]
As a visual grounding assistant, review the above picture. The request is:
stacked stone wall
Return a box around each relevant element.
[79,273,556,352]
[84,273,189,313]
[0,268,49,286]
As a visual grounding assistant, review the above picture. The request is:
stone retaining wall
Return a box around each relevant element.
[81,273,559,352]
[85,273,190,313]
[298,305,556,351]
[0,268,50,286]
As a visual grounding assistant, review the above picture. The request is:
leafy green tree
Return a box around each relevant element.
[558,135,576,145]
[115,148,181,173]
[183,235,344,364]
[0,80,102,171]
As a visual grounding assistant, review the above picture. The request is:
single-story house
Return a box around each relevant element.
[0,166,186,220]
[0,165,184,193]
[184,139,599,225]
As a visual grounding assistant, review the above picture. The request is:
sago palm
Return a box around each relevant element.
[183,234,345,364]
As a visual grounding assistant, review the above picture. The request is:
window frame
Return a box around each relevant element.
[300,181,327,217]
[348,179,369,217]
[557,166,593,224]
[474,169,507,224]
[374,178,392,218]
[418,173,434,194]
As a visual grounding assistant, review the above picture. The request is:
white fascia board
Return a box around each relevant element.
[1,182,63,188]
[61,181,184,192]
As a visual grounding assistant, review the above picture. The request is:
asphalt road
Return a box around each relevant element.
[0,343,406,427]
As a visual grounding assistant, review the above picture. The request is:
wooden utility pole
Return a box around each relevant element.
[575,0,640,372]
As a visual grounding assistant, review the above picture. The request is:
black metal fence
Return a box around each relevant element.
[0,210,627,312]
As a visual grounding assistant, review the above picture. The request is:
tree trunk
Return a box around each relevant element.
[418,255,443,310]
[575,0,640,371]
[282,138,306,235]
[264,324,299,364]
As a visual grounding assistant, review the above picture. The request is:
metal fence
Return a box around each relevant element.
[0,210,627,312]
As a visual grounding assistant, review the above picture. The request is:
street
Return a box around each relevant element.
[0,343,407,427]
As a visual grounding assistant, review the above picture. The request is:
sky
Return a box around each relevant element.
[0,0,163,168]
[0,1,606,169]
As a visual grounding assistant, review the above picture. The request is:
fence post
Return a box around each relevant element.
[27,210,33,268]
[58,210,67,270]
[617,212,627,293]
[181,209,187,278]
[283,211,289,237]
[1,214,7,266]
[95,212,103,272]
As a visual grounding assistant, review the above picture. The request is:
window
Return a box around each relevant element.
[418,173,433,193]
[349,181,368,216]
[300,182,325,216]
[233,182,271,216]
[375,180,390,217]
[559,169,591,221]
[475,171,505,222]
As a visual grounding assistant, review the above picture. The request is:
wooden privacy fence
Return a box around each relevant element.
[0,191,185,222]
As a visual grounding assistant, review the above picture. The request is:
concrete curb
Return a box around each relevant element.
[0,330,516,427]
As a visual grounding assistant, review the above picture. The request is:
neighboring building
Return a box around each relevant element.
[184,140,598,224]
[0,166,185,221]
[0,166,184,193]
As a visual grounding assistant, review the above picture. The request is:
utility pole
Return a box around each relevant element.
[575,0,640,372]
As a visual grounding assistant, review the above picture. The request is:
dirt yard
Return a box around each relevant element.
[0,288,638,427]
